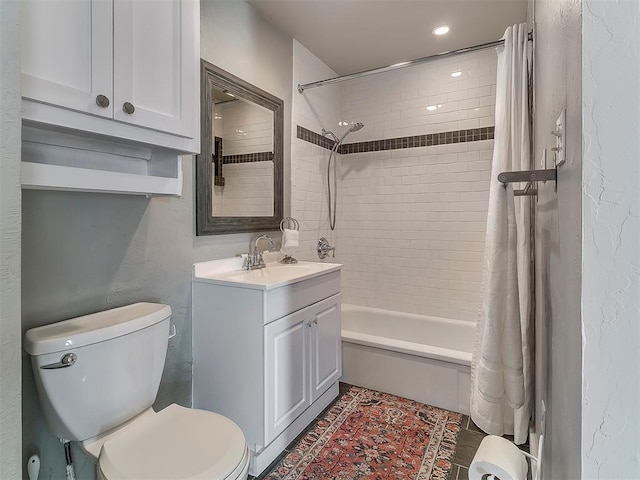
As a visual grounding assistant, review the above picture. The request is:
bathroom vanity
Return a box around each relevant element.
[192,258,342,476]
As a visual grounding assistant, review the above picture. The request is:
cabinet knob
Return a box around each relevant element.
[307,321,313,327]
[122,102,135,114]
[95,94,110,108]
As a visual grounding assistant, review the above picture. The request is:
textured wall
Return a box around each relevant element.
[201,0,293,216]
[337,50,496,320]
[582,1,640,477]
[21,1,292,478]
[528,0,582,478]
[0,1,22,478]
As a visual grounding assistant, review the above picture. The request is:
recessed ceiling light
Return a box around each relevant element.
[426,105,438,111]
[451,71,462,78]
[432,25,450,36]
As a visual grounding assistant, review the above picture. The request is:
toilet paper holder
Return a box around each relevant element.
[529,434,543,480]
[471,434,543,480]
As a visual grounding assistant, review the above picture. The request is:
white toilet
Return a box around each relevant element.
[25,302,250,480]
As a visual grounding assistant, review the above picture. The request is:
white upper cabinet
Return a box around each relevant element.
[21,0,199,149]
[21,0,114,119]
[20,0,200,196]
[113,0,196,137]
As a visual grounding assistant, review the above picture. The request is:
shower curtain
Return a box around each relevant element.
[470,23,532,445]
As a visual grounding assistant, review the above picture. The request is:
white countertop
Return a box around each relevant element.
[193,257,342,290]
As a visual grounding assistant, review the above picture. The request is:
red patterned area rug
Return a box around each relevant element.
[265,386,463,480]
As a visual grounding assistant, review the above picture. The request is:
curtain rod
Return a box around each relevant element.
[297,31,533,93]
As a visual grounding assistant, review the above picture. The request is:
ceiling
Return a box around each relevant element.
[246,0,528,75]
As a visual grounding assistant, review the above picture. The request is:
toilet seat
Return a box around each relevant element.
[97,404,249,480]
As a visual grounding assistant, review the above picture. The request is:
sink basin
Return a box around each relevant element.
[224,264,314,283]
[193,258,342,290]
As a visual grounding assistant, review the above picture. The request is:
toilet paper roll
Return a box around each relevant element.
[469,435,528,480]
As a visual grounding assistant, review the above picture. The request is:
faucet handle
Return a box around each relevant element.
[317,237,336,260]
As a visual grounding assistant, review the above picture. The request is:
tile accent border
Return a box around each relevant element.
[222,151,274,164]
[296,125,494,154]
[297,125,337,150]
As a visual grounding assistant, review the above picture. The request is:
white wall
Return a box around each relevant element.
[528,0,582,478]
[291,40,342,260]
[337,50,496,320]
[582,1,640,477]
[0,1,22,478]
[22,2,293,478]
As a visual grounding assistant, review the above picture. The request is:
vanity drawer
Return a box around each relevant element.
[265,271,340,324]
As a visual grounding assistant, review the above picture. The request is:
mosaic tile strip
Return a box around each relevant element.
[297,125,337,150]
[296,125,494,154]
[222,151,274,164]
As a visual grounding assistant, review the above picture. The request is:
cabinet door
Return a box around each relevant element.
[264,309,311,444]
[113,0,198,138]
[21,0,113,118]
[310,295,342,402]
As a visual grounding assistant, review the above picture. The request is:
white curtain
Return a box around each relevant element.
[470,23,532,445]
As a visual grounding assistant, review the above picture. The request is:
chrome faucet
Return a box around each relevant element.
[243,235,275,270]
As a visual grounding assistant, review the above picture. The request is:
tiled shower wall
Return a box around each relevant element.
[291,40,342,260]
[216,100,274,155]
[336,50,497,321]
[213,161,274,216]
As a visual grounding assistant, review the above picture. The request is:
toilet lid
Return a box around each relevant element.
[99,404,247,480]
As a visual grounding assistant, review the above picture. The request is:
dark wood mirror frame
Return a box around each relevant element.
[196,59,284,235]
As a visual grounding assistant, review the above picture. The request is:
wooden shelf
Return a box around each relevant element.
[21,161,183,197]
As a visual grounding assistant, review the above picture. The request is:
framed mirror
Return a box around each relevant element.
[196,59,284,235]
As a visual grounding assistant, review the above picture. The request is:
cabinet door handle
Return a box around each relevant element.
[307,321,313,327]
[313,319,318,325]
[95,95,110,108]
[122,102,135,114]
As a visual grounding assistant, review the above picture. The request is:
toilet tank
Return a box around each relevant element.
[24,303,172,442]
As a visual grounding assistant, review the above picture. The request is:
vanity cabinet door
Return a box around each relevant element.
[310,295,342,402]
[21,0,113,118]
[113,0,198,138]
[264,309,311,444]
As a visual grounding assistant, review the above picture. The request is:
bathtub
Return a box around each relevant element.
[341,304,475,414]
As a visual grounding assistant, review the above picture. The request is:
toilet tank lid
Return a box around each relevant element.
[25,303,172,356]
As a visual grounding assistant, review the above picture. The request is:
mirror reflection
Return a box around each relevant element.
[196,59,283,236]
[211,88,275,217]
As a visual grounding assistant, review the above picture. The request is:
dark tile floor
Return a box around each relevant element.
[453,415,532,480]
[250,383,529,480]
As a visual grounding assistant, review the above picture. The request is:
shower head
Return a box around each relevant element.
[338,122,365,143]
[348,122,364,133]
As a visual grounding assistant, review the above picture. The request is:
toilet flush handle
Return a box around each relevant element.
[40,352,77,369]
[169,324,177,340]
